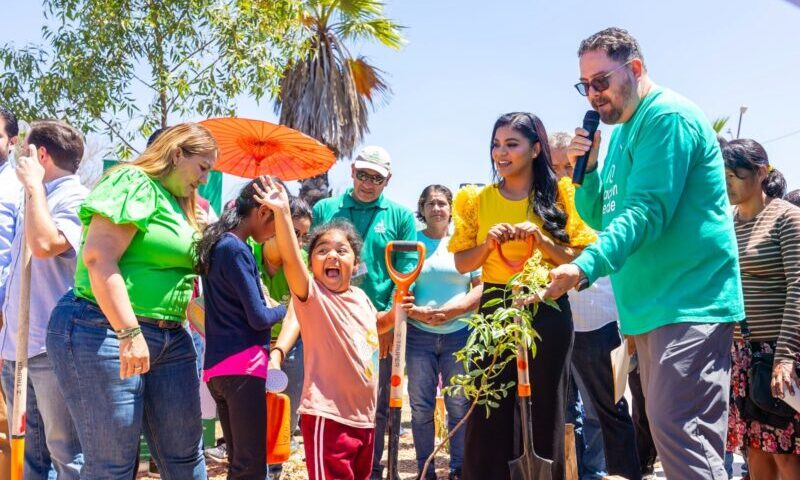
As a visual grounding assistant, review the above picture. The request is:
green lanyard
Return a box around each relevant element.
[347,206,380,241]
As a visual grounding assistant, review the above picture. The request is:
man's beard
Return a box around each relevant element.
[593,77,634,125]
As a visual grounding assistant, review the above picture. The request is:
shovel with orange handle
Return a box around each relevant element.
[384,241,426,480]
[495,238,554,480]
[10,199,32,480]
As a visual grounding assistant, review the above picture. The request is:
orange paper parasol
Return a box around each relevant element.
[201,117,335,180]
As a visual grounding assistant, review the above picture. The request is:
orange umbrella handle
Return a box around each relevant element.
[495,237,535,272]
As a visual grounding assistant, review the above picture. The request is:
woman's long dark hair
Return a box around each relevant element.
[490,112,569,243]
[193,179,268,276]
[722,139,786,199]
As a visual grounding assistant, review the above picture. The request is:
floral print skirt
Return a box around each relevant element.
[727,339,800,454]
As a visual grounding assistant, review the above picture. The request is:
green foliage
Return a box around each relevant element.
[276,0,404,164]
[712,116,730,134]
[444,251,557,417]
[0,0,305,159]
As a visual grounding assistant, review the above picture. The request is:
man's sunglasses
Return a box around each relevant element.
[355,170,387,185]
[574,60,633,96]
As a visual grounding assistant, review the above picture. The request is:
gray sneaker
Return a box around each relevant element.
[204,443,227,463]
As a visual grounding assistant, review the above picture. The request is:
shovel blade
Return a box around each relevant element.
[508,452,553,480]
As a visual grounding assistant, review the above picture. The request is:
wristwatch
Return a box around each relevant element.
[575,268,590,292]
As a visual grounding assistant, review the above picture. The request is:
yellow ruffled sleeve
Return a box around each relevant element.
[448,184,482,253]
[558,176,597,248]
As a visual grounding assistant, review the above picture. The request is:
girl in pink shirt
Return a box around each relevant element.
[254,178,403,480]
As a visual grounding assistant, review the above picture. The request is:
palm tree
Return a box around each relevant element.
[712,116,730,134]
[275,0,404,204]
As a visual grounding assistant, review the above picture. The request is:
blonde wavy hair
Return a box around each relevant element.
[109,123,218,230]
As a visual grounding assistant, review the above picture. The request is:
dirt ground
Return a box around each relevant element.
[134,389,744,479]
[137,402,453,480]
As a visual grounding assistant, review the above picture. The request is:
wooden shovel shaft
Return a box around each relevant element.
[10,203,32,480]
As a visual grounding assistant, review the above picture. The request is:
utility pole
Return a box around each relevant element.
[736,105,748,138]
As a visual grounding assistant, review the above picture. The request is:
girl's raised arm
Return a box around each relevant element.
[253,177,310,301]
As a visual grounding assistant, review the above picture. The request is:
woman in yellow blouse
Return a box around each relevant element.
[450,112,595,480]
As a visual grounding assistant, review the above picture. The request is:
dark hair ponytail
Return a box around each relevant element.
[490,112,569,244]
[721,139,786,199]
[763,169,787,199]
[193,179,269,275]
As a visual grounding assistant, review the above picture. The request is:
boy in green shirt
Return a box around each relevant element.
[545,28,743,480]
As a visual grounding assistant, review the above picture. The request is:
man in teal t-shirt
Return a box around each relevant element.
[311,146,416,480]
[545,28,743,480]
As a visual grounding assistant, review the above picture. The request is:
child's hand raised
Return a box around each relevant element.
[252,175,290,212]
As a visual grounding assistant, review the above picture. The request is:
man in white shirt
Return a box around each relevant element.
[1,120,87,479]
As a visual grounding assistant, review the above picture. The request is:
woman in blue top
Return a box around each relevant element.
[403,185,483,480]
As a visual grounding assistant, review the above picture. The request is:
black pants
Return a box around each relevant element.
[628,356,657,474]
[572,322,641,480]
[208,375,267,480]
[463,284,573,480]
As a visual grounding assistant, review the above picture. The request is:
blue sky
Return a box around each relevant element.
[5,0,800,209]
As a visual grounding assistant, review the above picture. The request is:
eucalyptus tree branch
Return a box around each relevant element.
[164,56,222,113]
[167,38,215,75]
[99,117,139,155]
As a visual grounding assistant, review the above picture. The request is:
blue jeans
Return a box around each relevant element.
[566,376,584,443]
[566,375,607,480]
[406,325,470,478]
[724,449,747,479]
[1,353,83,479]
[46,292,206,480]
[724,451,733,479]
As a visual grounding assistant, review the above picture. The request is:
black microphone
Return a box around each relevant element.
[572,110,600,186]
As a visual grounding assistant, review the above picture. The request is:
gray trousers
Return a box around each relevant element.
[634,322,734,480]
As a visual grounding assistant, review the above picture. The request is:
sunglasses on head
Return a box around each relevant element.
[574,60,633,97]
[355,170,387,185]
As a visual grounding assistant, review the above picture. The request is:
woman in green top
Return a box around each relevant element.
[47,123,217,480]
